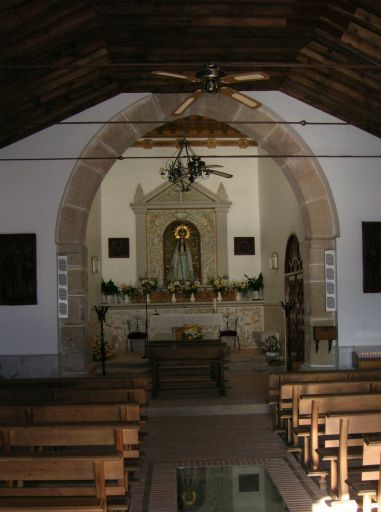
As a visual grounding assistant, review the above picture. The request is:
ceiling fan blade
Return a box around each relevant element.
[172,90,203,115]
[151,70,199,82]
[205,164,224,168]
[207,169,233,178]
[223,71,269,84]
[221,87,262,109]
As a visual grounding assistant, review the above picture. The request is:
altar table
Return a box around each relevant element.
[149,313,224,340]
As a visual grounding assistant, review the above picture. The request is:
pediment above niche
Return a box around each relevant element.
[131,181,231,209]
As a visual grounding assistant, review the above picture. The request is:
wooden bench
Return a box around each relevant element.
[315,413,381,499]
[0,449,127,511]
[346,438,381,512]
[296,393,381,471]
[267,368,381,405]
[0,387,148,407]
[280,379,381,443]
[148,345,228,398]
[0,401,143,424]
[0,375,151,391]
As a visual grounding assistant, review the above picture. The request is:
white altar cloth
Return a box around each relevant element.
[149,313,224,340]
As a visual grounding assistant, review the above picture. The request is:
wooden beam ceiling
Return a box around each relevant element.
[0,0,379,149]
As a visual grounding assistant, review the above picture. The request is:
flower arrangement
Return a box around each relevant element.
[120,283,137,297]
[208,275,229,294]
[231,280,248,295]
[261,334,280,354]
[183,324,202,341]
[181,280,200,297]
[140,277,158,295]
[167,280,182,294]
[91,335,112,361]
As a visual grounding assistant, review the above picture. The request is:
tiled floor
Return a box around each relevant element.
[123,349,332,512]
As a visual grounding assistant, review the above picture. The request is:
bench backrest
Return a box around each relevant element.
[0,401,141,424]
[281,379,379,403]
[269,368,381,400]
[299,393,381,416]
[0,375,150,390]
[0,451,125,498]
[362,439,381,480]
[0,423,140,459]
[0,387,147,405]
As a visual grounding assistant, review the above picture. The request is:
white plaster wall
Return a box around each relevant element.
[0,90,380,359]
[258,147,304,302]
[0,93,147,356]
[99,144,261,285]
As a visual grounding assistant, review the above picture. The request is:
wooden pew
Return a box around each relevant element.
[0,449,127,511]
[0,401,143,424]
[281,379,381,443]
[316,413,381,498]
[0,421,141,461]
[0,375,151,391]
[346,438,381,512]
[268,368,381,405]
[297,393,381,471]
[149,345,228,398]
[0,387,148,407]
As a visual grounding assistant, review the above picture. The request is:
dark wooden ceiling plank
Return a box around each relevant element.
[300,44,380,90]
[285,70,380,114]
[280,80,380,138]
[0,86,119,150]
[341,30,381,60]
[0,2,96,38]
[314,26,381,63]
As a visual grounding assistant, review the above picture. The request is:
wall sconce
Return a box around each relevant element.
[269,252,279,270]
[91,256,100,273]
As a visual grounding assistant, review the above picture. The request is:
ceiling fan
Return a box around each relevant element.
[152,63,269,115]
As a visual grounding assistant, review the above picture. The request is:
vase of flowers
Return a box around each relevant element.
[183,324,202,341]
[232,280,247,301]
[120,283,137,303]
[182,280,200,301]
[91,335,111,361]
[167,280,181,303]
[261,334,280,355]
[140,277,158,302]
[209,275,229,301]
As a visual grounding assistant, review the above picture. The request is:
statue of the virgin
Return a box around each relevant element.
[167,224,195,281]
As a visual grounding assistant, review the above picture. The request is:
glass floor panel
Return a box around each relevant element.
[177,464,288,512]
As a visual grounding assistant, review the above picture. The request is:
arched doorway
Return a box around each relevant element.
[284,234,304,371]
[56,93,339,374]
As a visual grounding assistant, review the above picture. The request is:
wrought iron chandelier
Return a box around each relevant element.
[159,138,232,192]
[159,138,211,192]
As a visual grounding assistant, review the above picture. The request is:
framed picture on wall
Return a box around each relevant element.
[362,222,381,293]
[0,233,37,305]
[108,238,130,258]
[234,237,255,255]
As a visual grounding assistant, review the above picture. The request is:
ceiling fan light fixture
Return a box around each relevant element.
[230,92,261,109]
[231,72,269,81]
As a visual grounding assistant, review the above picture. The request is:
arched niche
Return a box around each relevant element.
[56,93,339,373]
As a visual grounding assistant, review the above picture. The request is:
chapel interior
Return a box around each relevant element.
[0,2,380,512]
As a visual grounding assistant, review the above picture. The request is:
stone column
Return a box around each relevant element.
[215,205,229,276]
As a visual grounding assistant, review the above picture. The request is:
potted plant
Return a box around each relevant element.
[231,280,247,301]
[245,273,264,299]
[167,280,182,303]
[261,334,280,355]
[140,277,158,302]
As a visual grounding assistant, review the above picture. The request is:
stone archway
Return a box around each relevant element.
[56,93,339,374]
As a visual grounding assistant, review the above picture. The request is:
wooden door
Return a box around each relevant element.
[284,235,304,370]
